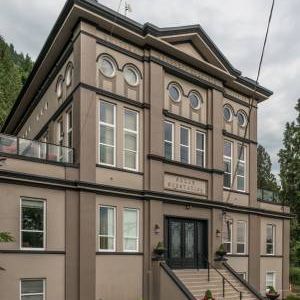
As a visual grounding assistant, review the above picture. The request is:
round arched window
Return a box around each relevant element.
[124,66,139,86]
[168,84,181,102]
[98,55,116,78]
[237,111,247,127]
[223,105,233,122]
[65,63,73,87]
[56,77,63,99]
[189,92,203,110]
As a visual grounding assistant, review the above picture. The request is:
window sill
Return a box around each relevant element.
[96,251,143,255]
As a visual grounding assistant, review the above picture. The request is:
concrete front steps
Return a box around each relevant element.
[173,269,259,300]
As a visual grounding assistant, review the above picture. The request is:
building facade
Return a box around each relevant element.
[0,0,291,299]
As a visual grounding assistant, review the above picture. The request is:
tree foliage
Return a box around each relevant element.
[279,99,300,268]
[257,144,278,191]
[0,36,34,128]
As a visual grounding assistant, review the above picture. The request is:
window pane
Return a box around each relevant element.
[196,132,204,150]
[100,102,114,124]
[100,145,114,165]
[180,127,189,146]
[21,280,43,294]
[237,162,245,176]
[196,151,204,167]
[180,146,189,163]
[238,144,245,160]
[22,201,44,231]
[124,110,137,131]
[224,160,231,173]
[237,244,245,254]
[124,151,136,169]
[164,142,173,160]
[266,225,273,243]
[100,207,114,236]
[22,232,43,248]
[22,295,43,300]
[124,132,137,151]
[164,122,173,142]
[124,209,138,237]
[224,142,232,157]
[237,177,245,191]
[100,125,114,145]
[100,237,114,250]
[223,242,231,253]
[224,173,231,188]
[237,222,245,243]
[124,238,137,251]
[266,244,273,254]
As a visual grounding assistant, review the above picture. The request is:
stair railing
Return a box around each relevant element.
[203,257,243,300]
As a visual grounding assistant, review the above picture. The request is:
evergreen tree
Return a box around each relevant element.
[279,99,300,266]
[0,36,34,128]
[257,144,278,191]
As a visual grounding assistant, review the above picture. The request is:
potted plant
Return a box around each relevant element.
[153,241,166,257]
[202,290,215,300]
[266,286,280,300]
[215,244,227,261]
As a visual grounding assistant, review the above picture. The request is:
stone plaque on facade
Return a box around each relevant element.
[164,173,207,196]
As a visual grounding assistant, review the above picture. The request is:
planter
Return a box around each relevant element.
[215,250,228,262]
[266,293,280,300]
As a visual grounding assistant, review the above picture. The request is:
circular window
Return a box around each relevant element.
[124,66,139,86]
[56,77,63,99]
[189,92,203,110]
[224,106,233,122]
[98,56,116,78]
[237,111,247,127]
[66,64,73,87]
[169,84,181,102]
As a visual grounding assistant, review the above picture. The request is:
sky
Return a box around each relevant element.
[1,0,299,175]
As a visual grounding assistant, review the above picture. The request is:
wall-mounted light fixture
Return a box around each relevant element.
[154,224,160,235]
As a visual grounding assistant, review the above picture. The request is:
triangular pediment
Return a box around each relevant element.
[161,33,232,74]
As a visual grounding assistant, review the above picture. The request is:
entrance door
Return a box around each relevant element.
[166,218,208,269]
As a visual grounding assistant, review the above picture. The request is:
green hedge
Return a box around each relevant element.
[286,295,300,300]
[290,267,300,285]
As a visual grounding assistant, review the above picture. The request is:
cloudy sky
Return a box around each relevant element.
[1,0,299,175]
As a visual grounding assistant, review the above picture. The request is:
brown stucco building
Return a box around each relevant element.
[0,1,291,299]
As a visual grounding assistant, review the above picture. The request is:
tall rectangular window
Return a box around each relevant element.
[224,141,232,188]
[223,221,232,254]
[266,224,276,255]
[99,206,115,251]
[124,109,138,171]
[180,126,190,164]
[57,118,64,161]
[164,121,174,160]
[123,208,139,252]
[20,279,45,300]
[21,199,45,250]
[99,101,116,166]
[67,108,73,162]
[236,221,246,254]
[237,144,246,191]
[196,131,205,167]
[266,272,276,289]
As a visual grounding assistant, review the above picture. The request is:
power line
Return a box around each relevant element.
[225,0,276,204]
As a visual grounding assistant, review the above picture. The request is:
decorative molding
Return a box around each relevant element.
[0,250,65,255]
[223,188,250,196]
[96,164,144,175]
[96,252,143,255]
[163,110,212,130]
[223,130,257,145]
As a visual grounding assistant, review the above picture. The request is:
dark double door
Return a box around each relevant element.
[166,218,208,269]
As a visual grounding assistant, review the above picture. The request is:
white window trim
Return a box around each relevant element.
[164,121,174,160]
[98,205,116,252]
[236,220,247,255]
[20,198,46,251]
[123,109,139,171]
[237,144,246,192]
[123,208,139,252]
[180,126,190,164]
[223,221,233,255]
[99,101,116,167]
[266,271,276,290]
[266,224,276,256]
[224,140,233,189]
[20,279,46,300]
[57,118,64,161]
[195,131,206,167]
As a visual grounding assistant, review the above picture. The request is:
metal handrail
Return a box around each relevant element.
[203,257,243,300]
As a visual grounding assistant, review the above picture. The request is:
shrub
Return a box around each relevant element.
[286,295,300,300]
[290,267,300,285]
